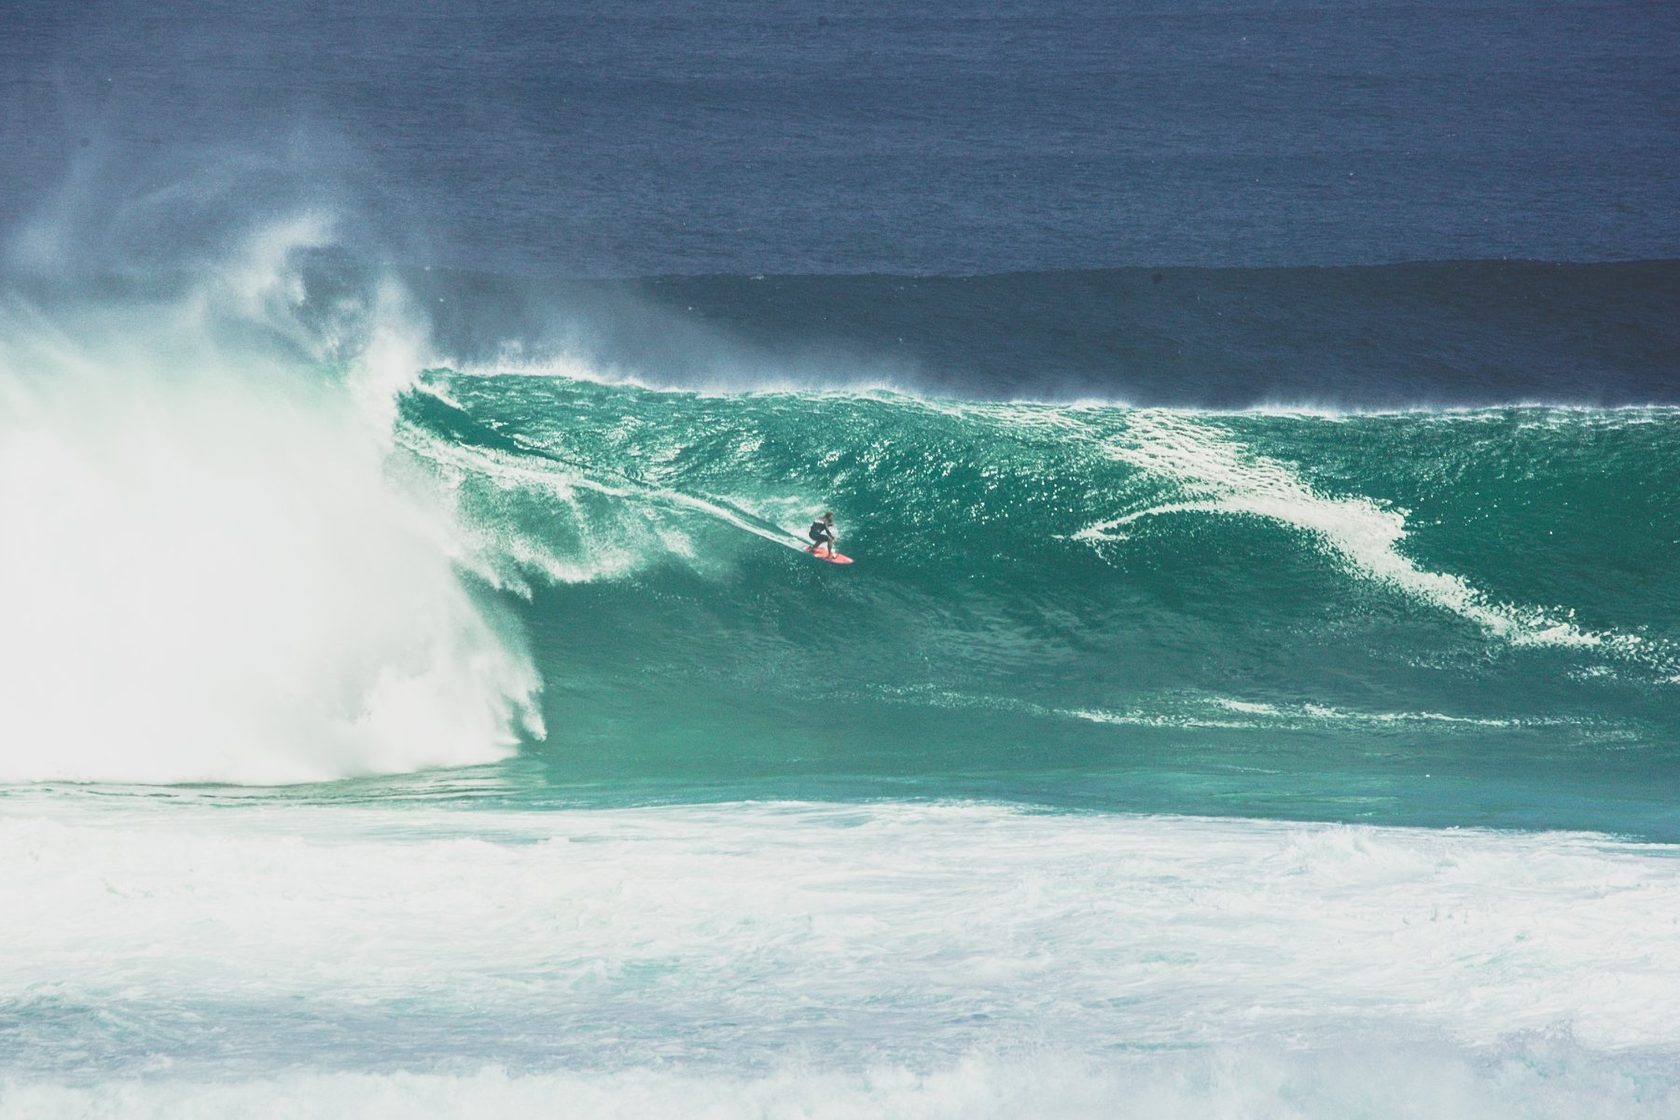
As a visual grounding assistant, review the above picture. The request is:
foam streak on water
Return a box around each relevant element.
[1095,412,1587,646]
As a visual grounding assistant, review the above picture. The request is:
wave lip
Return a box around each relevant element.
[409,261,1680,409]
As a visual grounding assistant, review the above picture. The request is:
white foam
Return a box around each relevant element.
[5,1041,1676,1120]
[4,797,1678,1048]
[446,354,915,400]
[1085,411,1650,659]
[879,684,1535,733]
[0,222,542,784]
[1,796,1677,1114]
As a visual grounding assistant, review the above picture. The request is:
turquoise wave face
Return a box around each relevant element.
[399,374,1680,834]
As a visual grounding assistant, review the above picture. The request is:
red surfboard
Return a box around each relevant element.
[805,547,854,565]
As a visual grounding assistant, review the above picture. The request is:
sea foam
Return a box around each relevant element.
[2,796,1677,1116]
[0,219,542,784]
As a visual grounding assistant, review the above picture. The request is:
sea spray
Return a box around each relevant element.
[0,221,542,784]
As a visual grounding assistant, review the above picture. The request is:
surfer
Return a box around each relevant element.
[806,511,838,557]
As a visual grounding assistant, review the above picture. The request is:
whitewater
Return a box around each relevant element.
[6,790,1680,1119]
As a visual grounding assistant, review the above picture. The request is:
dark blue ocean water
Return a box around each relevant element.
[4,0,1678,278]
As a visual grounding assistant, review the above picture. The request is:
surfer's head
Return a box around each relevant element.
[823,511,834,522]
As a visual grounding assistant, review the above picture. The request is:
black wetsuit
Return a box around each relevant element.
[809,520,835,546]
